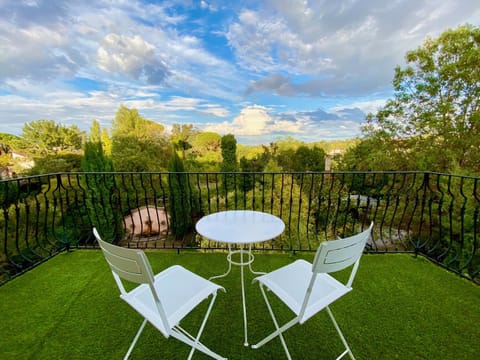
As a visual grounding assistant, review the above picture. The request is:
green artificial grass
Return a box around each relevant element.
[0,250,478,359]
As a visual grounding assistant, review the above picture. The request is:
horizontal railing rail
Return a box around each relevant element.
[1,171,479,285]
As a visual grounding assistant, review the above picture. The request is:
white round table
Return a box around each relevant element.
[195,210,285,346]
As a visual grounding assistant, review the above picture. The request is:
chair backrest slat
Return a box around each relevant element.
[93,227,155,285]
[312,222,373,275]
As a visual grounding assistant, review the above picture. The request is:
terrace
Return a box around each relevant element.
[1,171,479,359]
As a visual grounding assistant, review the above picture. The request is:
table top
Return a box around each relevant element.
[195,210,285,244]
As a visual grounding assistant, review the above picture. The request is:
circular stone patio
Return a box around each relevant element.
[124,206,170,239]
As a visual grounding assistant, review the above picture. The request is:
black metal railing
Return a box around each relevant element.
[1,171,479,285]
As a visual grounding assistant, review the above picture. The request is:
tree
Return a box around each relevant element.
[20,120,84,156]
[82,123,114,173]
[170,124,197,159]
[81,122,122,242]
[362,24,480,174]
[0,140,11,168]
[89,120,112,156]
[167,151,193,239]
[0,154,9,169]
[110,106,171,171]
[191,132,222,154]
[188,132,222,170]
[292,145,326,172]
[101,128,112,156]
[0,133,21,151]
[220,134,237,170]
[276,148,296,171]
[220,134,238,192]
[239,156,264,192]
[28,154,83,174]
[89,120,102,143]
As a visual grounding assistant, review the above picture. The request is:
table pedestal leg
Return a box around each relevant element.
[208,244,233,281]
[240,247,249,346]
[247,244,266,275]
[209,243,264,346]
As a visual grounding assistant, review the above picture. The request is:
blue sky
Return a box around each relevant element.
[0,0,479,145]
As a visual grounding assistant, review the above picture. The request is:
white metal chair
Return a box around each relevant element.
[251,222,374,360]
[93,228,227,360]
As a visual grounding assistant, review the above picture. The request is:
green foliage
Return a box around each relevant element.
[89,120,102,143]
[0,180,19,208]
[0,140,11,155]
[101,127,112,155]
[82,141,114,173]
[185,131,222,171]
[276,145,326,172]
[0,133,21,148]
[338,133,400,171]
[239,156,264,192]
[275,136,304,151]
[276,147,296,171]
[358,24,480,175]
[263,158,282,172]
[20,120,84,156]
[167,152,193,239]
[312,139,359,155]
[28,153,83,175]
[170,124,197,159]
[220,134,237,171]
[294,145,326,172]
[82,139,122,242]
[0,154,10,168]
[220,134,238,193]
[190,132,221,156]
[111,106,171,171]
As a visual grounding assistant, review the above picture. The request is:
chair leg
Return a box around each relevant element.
[251,284,298,360]
[170,293,226,360]
[171,328,226,360]
[326,306,355,360]
[124,318,148,360]
[187,293,219,360]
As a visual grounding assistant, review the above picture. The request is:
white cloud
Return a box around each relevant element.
[0,23,78,81]
[230,106,272,135]
[227,0,480,96]
[203,105,301,136]
[97,34,154,74]
[97,33,171,84]
[302,120,363,141]
[199,104,230,117]
[200,0,217,12]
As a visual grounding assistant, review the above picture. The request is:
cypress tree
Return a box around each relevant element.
[167,151,192,239]
[220,134,238,193]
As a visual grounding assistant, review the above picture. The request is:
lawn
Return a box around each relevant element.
[0,250,478,359]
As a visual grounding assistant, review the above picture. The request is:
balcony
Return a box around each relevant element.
[1,250,479,359]
[0,171,479,358]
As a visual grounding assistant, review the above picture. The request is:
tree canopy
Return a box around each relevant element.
[110,106,171,171]
[20,120,84,156]
[344,24,480,174]
[220,134,238,173]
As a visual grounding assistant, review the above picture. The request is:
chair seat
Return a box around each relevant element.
[122,265,224,336]
[255,259,351,323]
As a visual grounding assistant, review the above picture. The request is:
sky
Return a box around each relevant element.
[0,0,479,145]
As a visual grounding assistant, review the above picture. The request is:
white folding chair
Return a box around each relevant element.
[93,228,227,360]
[251,222,374,360]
